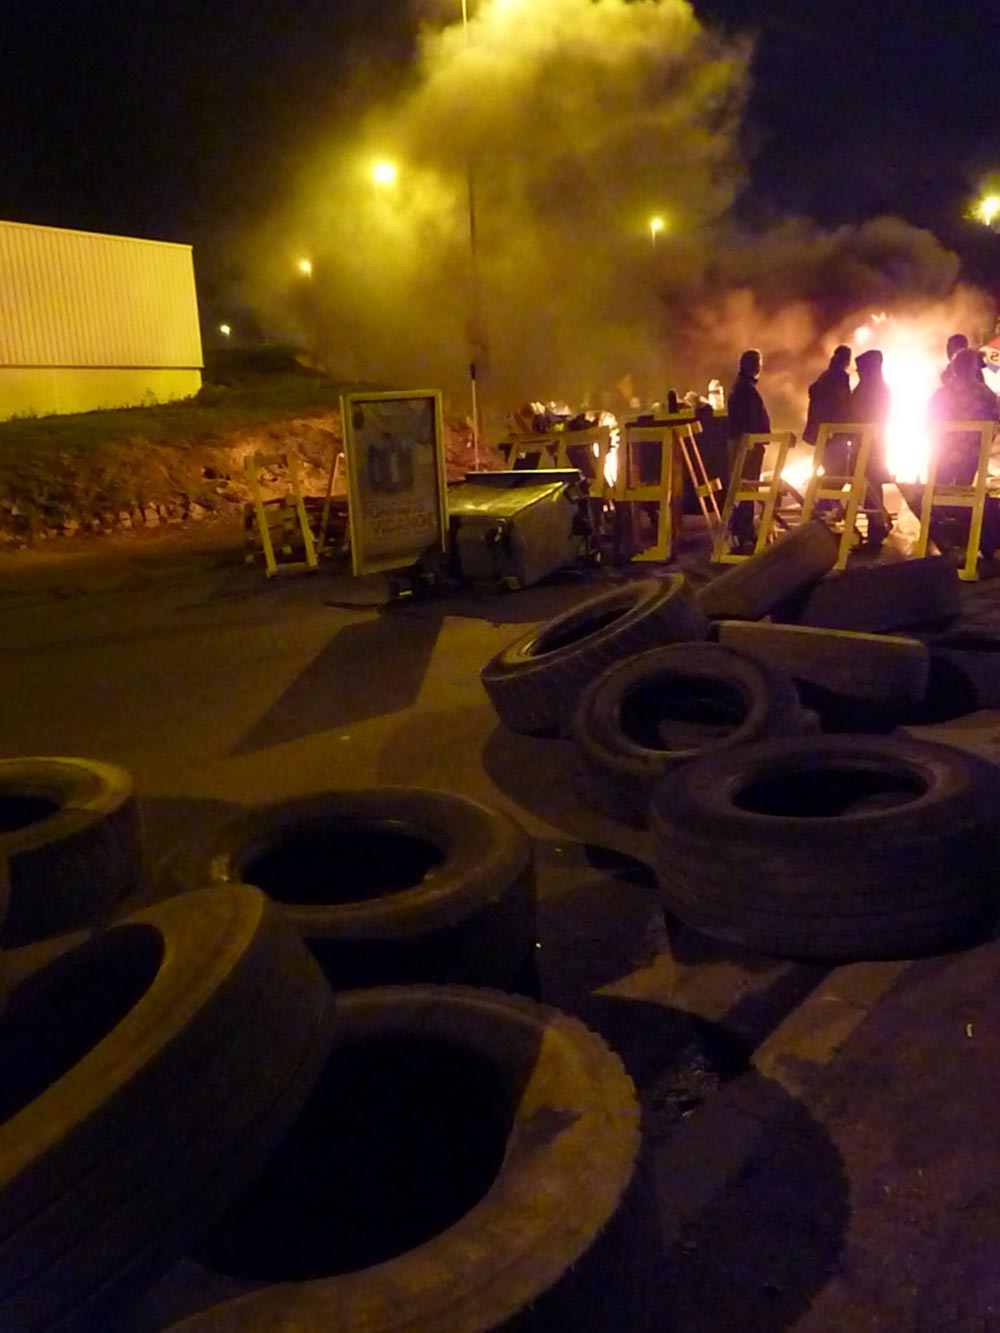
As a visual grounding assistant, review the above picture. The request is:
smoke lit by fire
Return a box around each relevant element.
[229,0,998,449]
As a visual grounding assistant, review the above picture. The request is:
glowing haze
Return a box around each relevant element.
[233,0,994,449]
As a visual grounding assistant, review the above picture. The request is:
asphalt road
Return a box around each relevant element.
[7,520,1000,1331]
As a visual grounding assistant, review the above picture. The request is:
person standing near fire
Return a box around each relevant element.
[803,345,853,508]
[850,348,892,550]
[726,348,770,553]
[925,346,1000,560]
[941,333,969,386]
[803,344,852,447]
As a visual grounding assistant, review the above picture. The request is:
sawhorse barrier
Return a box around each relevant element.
[800,422,883,571]
[712,431,796,564]
[910,419,999,581]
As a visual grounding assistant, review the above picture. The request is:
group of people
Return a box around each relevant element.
[725,335,1000,559]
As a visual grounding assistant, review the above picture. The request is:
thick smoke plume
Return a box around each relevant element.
[234,0,993,434]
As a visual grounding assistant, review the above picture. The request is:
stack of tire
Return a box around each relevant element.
[480,523,1000,965]
[0,758,652,1332]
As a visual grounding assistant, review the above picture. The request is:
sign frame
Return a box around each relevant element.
[341,389,449,576]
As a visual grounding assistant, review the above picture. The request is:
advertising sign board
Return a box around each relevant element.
[341,390,449,576]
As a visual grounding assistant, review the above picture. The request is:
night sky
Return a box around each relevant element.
[3,1,997,248]
[3,0,999,388]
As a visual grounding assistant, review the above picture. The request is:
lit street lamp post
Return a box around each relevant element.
[649,216,665,248]
[461,0,483,468]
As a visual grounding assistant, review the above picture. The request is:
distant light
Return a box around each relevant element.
[297,258,313,276]
[373,161,397,187]
[977,194,1000,227]
[649,216,665,239]
[219,324,231,337]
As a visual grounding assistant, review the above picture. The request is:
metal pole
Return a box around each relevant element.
[462,0,482,469]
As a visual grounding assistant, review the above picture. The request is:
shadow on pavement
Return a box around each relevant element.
[137,795,250,905]
[231,612,443,754]
[480,721,650,856]
[656,1069,851,1332]
[533,839,661,1008]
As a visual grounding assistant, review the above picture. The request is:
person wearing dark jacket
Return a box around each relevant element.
[803,344,852,445]
[726,348,770,551]
[850,348,892,549]
[925,346,1000,559]
[941,333,969,386]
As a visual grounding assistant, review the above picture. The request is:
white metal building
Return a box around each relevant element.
[0,219,203,421]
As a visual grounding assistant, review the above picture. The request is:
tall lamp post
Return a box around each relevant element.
[461,0,483,468]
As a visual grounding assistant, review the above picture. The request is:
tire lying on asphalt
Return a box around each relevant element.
[650,734,1000,961]
[571,642,809,827]
[928,631,1000,709]
[0,857,10,1016]
[141,985,651,1333]
[695,520,839,621]
[481,574,708,735]
[0,884,335,1333]
[194,787,537,993]
[716,621,930,706]
[0,756,144,946]
[775,556,961,634]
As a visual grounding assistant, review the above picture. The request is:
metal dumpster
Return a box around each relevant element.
[447,469,593,589]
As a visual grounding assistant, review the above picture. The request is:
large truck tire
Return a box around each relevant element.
[650,734,1000,962]
[716,621,930,705]
[571,642,808,826]
[0,884,335,1333]
[696,521,838,621]
[141,985,652,1333]
[928,631,1000,709]
[481,575,708,735]
[0,756,144,946]
[189,787,537,993]
[777,556,961,633]
[0,858,9,1015]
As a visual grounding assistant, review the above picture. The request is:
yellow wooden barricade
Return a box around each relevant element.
[712,431,796,564]
[800,422,881,571]
[911,420,998,581]
[244,448,318,578]
[617,423,684,562]
[496,426,614,498]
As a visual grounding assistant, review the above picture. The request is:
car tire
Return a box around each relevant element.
[716,621,930,705]
[650,734,1000,961]
[0,884,335,1333]
[696,521,839,621]
[481,574,708,735]
[928,631,1000,709]
[776,556,961,633]
[134,985,652,1333]
[190,787,537,993]
[0,756,144,946]
[571,643,809,826]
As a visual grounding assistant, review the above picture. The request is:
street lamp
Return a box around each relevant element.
[372,160,397,188]
[461,0,483,467]
[219,324,231,338]
[297,258,313,277]
[649,216,665,247]
[976,194,1000,228]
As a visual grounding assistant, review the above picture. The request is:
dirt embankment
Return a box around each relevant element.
[0,412,480,549]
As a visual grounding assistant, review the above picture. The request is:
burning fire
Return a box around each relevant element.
[853,316,937,483]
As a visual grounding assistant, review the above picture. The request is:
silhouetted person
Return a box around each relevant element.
[726,348,770,551]
[803,344,852,446]
[850,348,891,549]
[804,346,853,507]
[925,346,1000,559]
[941,333,969,386]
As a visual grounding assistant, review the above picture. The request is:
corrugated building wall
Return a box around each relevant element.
[0,219,203,420]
